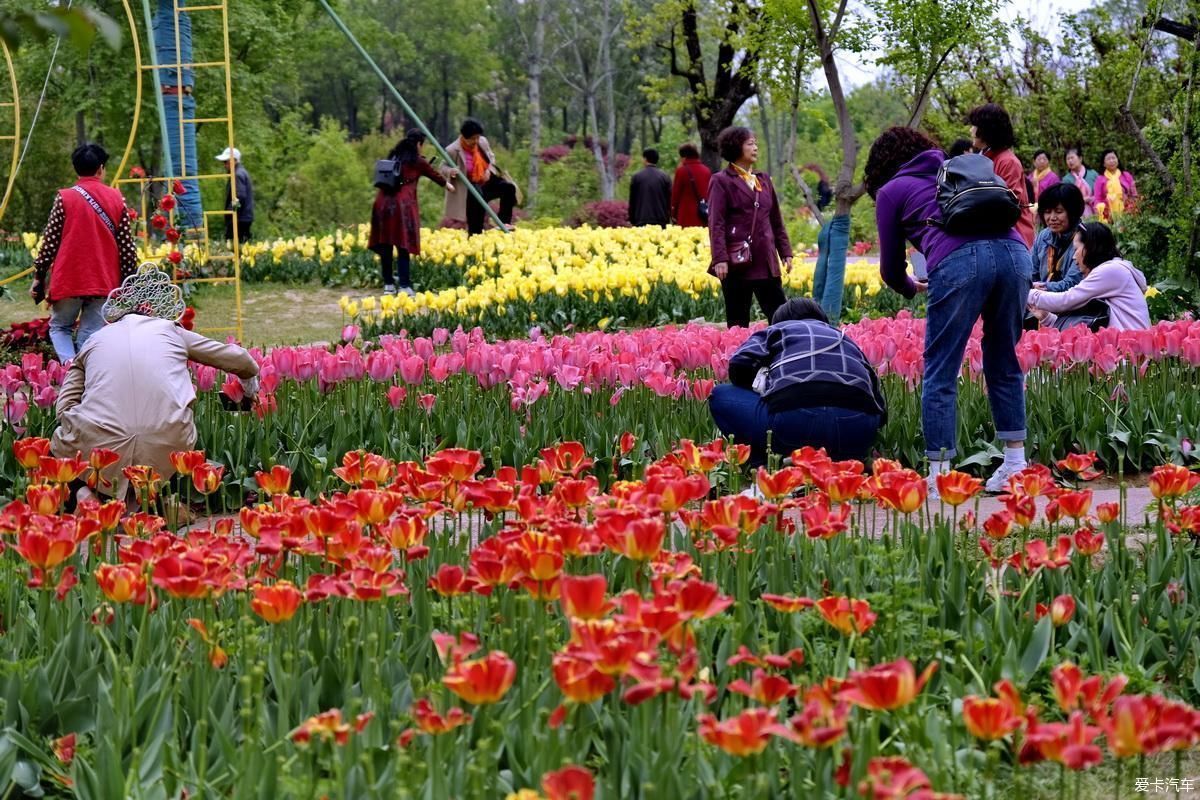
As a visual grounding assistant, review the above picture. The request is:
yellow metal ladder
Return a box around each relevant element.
[117,0,244,340]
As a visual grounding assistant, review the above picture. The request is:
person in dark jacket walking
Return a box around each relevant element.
[628,148,671,227]
[369,129,455,295]
[30,142,138,361]
[709,298,886,466]
[216,146,254,242]
[866,126,1032,496]
[707,126,793,328]
[670,143,711,227]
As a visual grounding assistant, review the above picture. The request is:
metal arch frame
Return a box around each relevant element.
[0,41,21,225]
[110,0,145,188]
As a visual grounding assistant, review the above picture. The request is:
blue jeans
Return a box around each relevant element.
[49,296,106,361]
[923,239,1032,459]
[709,384,882,466]
[811,214,851,321]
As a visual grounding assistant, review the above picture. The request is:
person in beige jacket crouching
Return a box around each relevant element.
[51,267,259,502]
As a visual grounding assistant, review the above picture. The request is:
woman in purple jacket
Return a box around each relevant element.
[865,127,1033,495]
[707,127,793,328]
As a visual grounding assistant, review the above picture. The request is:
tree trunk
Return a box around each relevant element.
[671,1,760,171]
[598,0,618,199]
[526,0,548,210]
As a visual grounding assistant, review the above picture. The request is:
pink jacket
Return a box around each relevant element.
[1028,258,1150,330]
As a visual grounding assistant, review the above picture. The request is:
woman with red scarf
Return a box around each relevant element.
[440,118,517,235]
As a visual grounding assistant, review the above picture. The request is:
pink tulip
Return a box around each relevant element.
[387,385,407,409]
[194,364,218,392]
[399,355,425,384]
[418,393,436,414]
[4,391,29,425]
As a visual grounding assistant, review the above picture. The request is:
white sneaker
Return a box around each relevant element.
[985,462,1026,494]
[399,286,416,297]
[383,284,396,295]
[926,474,940,503]
[739,484,765,501]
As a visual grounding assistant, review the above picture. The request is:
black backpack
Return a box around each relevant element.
[929,153,1020,235]
[373,158,401,190]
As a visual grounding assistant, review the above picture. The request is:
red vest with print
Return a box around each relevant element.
[48,177,126,302]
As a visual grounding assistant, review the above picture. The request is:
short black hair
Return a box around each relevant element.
[772,297,829,325]
[1074,221,1121,269]
[863,126,940,199]
[71,143,109,176]
[678,142,700,160]
[1101,148,1119,163]
[1065,146,1083,160]
[642,148,659,164]
[966,103,1016,151]
[1037,183,1085,227]
[717,127,754,164]
[1033,149,1049,160]
[947,138,974,158]
[460,118,484,138]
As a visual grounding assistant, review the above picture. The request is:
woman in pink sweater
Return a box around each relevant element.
[1027,222,1150,331]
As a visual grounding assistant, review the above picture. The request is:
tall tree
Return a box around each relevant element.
[643,0,763,169]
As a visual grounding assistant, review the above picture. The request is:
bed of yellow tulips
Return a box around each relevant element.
[339,226,887,337]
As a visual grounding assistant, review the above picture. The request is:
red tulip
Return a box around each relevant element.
[251,581,303,623]
[1149,464,1200,500]
[761,593,814,613]
[935,470,983,506]
[727,668,796,705]
[839,658,937,711]
[696,708,783,756]
[191,462,224,494]
[94,563,148,604]
[552,651,615,704]
[1056,489,1093,520]
[255,464,292,496]
[963,694,1023,741]
[982,509,1015,540]
[559,574,611,620]
[1056,451,1103,480]
[410,697,471,735]
[541,765,595,800]
[443,651,517,705]
[169,450,206,477]
[12,437,50,470]
[815,596,877,636]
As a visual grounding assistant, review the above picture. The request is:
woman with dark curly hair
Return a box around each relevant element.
[865,126,1033,496]
[707,126,793,327]
[967,104,1035,246]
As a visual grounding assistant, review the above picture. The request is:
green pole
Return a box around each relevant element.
[316,0,510,233]
[139,0,176,178]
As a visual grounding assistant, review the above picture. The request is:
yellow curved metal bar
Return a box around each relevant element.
[0,41,21,225]
[0,267,33,287]
[110,0,145,187]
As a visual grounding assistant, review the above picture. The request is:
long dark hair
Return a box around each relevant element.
[389,129,427,166]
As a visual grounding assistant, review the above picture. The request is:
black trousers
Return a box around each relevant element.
[721,276,787,328]
[466,175,517,235]
[377,246,411,288]
[224,218,251,242]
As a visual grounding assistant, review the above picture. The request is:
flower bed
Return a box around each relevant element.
[3,318,1200,495]
[1,438,1199,797]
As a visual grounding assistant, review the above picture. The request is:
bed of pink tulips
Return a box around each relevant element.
[3,315,1199,495]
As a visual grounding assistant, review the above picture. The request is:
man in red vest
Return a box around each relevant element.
[31,143,138,361]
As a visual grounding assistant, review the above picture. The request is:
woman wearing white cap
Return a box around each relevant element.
[216,146,254,241]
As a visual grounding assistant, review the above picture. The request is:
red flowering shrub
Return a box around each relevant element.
[570,200,630,229]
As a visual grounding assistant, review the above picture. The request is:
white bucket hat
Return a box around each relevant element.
[215,147,242,162]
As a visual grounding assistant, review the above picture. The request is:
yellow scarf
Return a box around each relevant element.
[1104,169,1125,219]
[732,163,760,192]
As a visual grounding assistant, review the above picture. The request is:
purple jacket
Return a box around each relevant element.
[708,167,792,280]
[874,149,1024,298]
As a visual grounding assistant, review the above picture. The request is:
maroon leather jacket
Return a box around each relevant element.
[707,167,792,281]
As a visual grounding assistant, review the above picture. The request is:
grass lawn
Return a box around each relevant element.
[0,281,351,348]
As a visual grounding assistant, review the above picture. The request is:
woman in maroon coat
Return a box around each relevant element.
[369,129,456,295]
[708,127,793,328]
[671,142,712,227]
